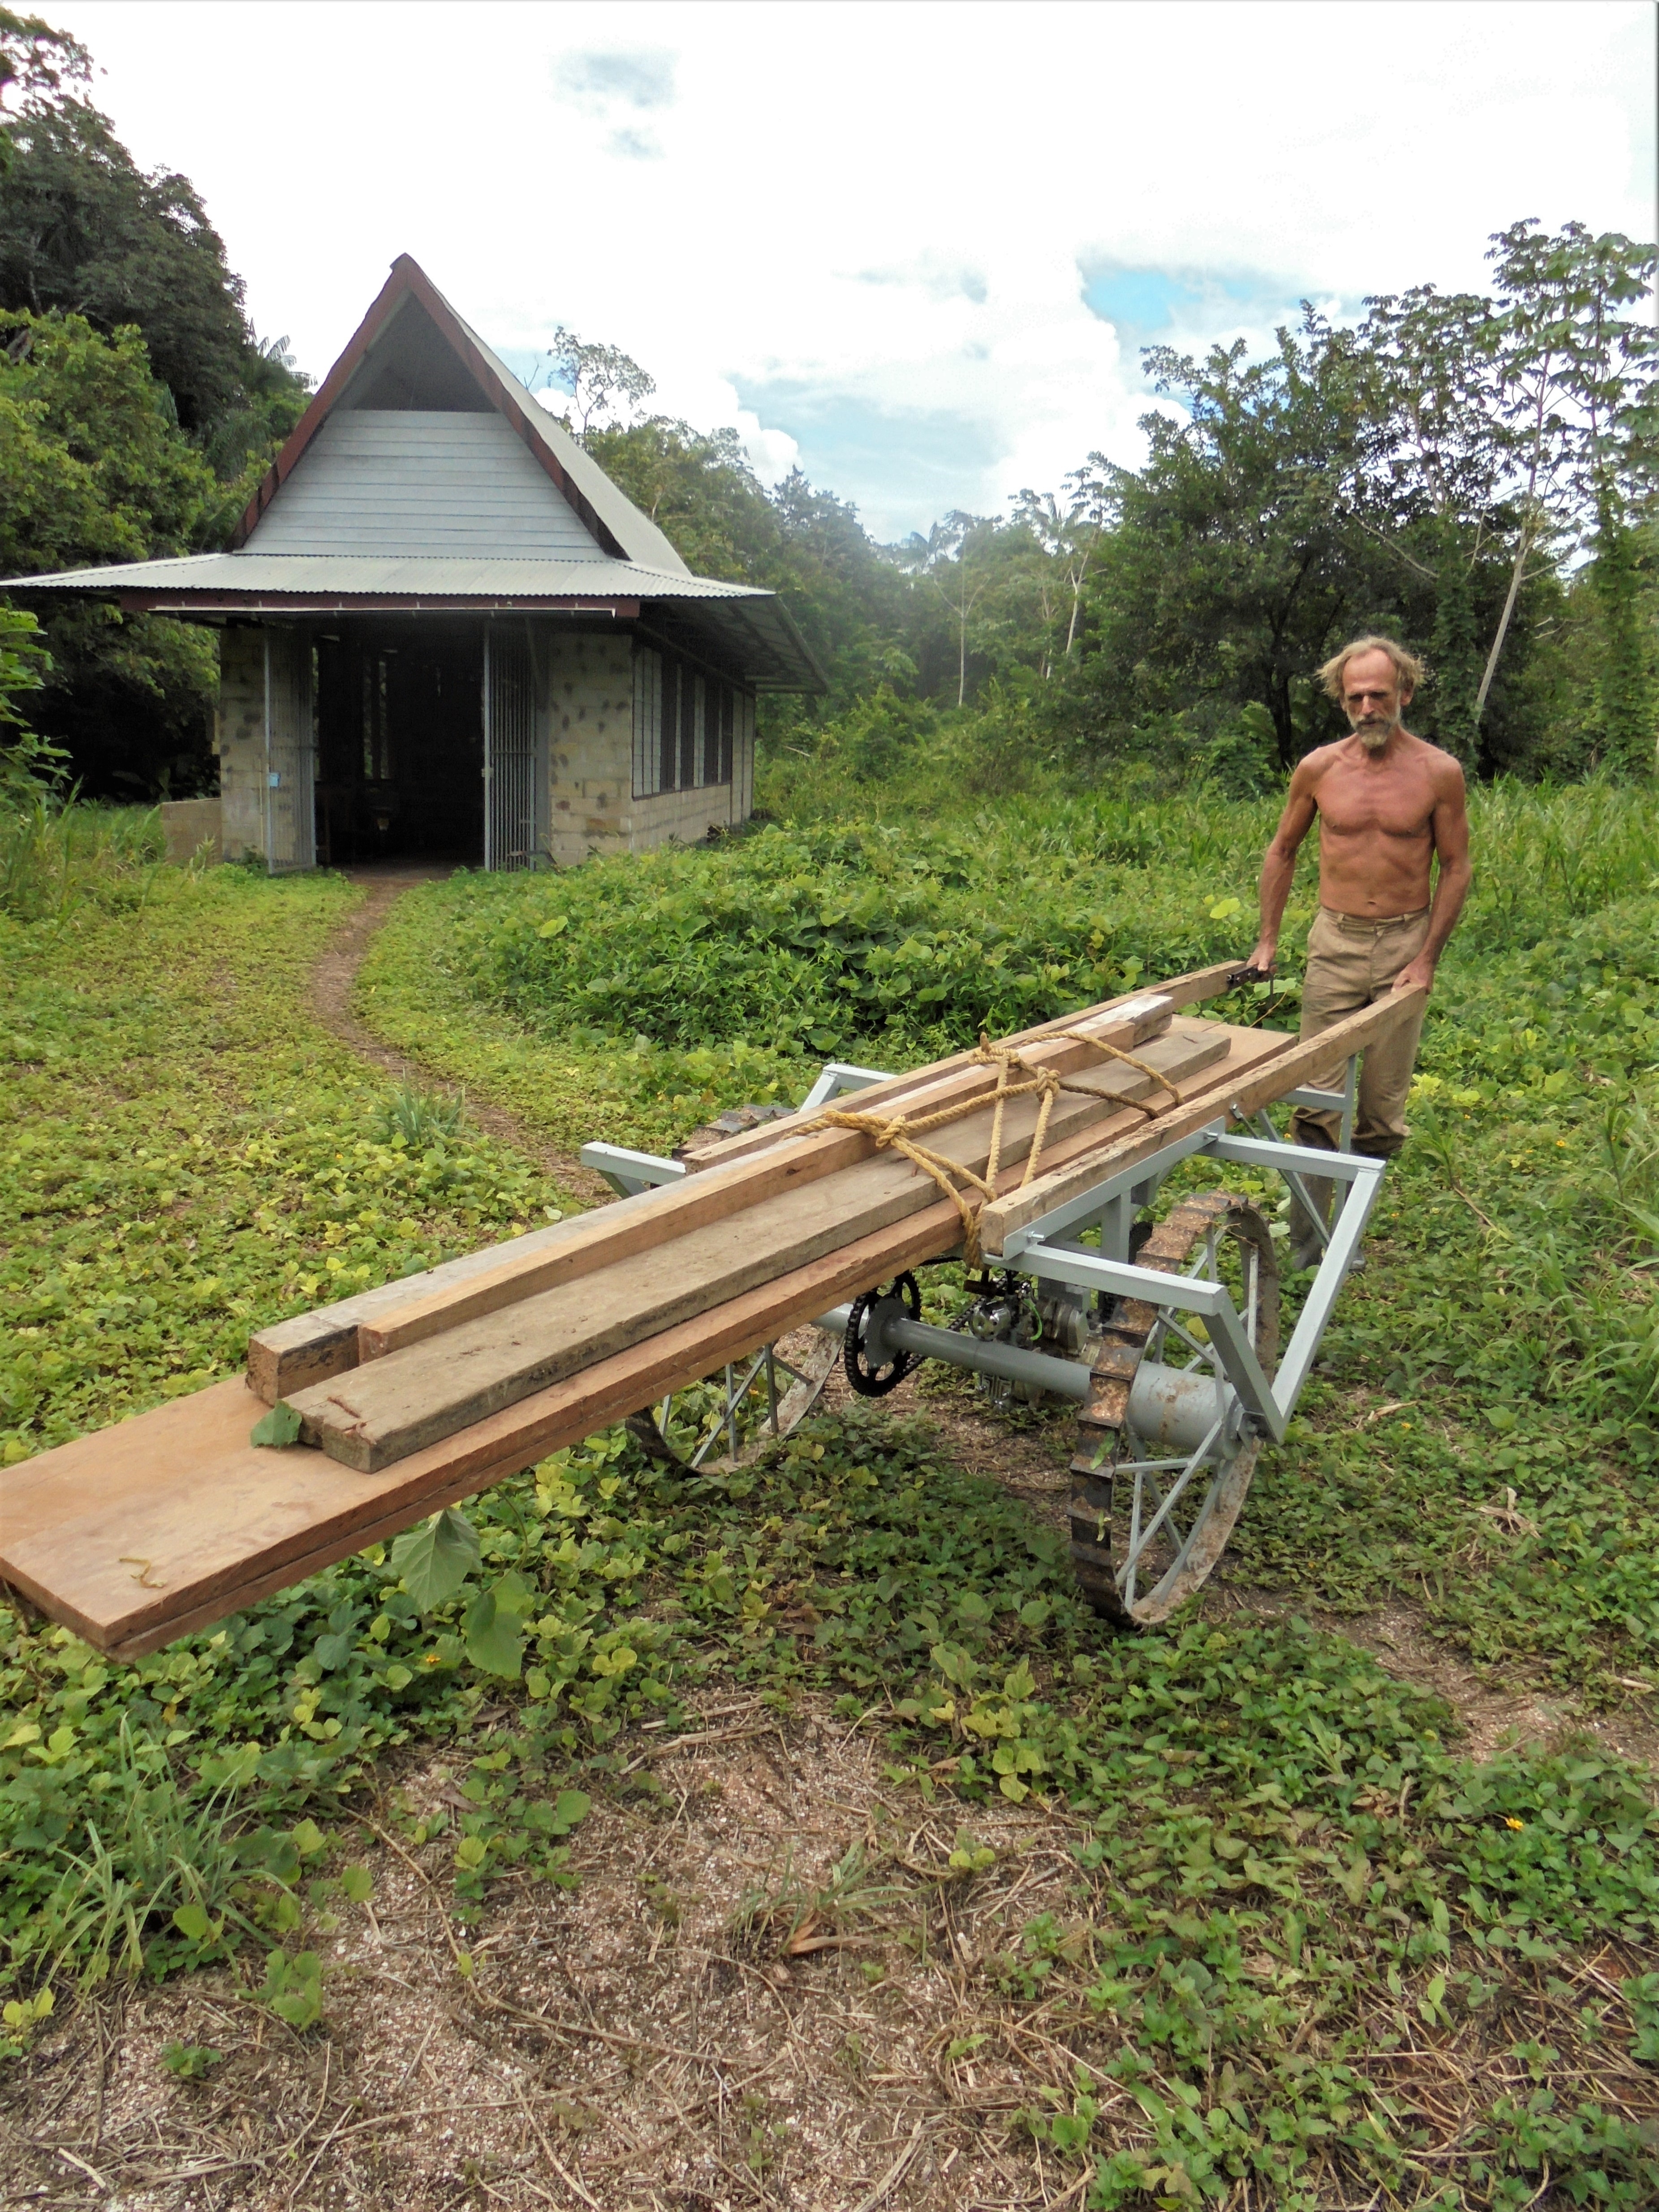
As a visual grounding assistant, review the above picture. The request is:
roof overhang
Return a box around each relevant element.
[1,553,828,692]
[112,595,642,617]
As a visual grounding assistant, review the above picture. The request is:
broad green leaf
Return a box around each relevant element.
[171,1902,211,1942]
[391,1506,481,1613]
[250,1401,302,1447]
[261,1949,323,2031]
[461,1585,525,1679]
[161,2041,223,2080]
[550,1788,591,1834]
[340,1864,374,1903]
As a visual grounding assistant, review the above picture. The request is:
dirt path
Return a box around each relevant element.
[310,867,612,1205]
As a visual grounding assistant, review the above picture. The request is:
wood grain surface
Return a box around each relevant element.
[979,989,1426,1250]
[0,1017,1284,1658]
[299,1023,1228,1470]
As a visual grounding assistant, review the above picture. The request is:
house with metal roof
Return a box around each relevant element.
[2,255,824,870]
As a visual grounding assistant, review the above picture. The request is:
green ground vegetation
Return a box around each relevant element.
[2,777,1657,2204]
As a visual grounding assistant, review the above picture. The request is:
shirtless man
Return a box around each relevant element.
[1244,636,1472,1266]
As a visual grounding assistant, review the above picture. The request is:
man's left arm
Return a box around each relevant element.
[1393,763,1472,995]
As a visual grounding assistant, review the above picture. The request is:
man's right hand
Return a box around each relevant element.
[1244,941,1277,975]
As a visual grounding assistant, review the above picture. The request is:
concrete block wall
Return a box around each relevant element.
[209,621,757,873]
[543,630,750,868]
[159,796,223,863]
[216,627,265,861]
[544,630,633,867]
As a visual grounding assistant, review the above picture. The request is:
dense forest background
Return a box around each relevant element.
[0,7,1652,802]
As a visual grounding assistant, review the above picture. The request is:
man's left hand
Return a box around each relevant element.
[1392,954,1435,995]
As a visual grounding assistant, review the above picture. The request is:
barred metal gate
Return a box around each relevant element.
[483,625,539,871]
[263,630,315,874]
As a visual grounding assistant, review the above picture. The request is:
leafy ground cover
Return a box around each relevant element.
[1,780,1657,2206]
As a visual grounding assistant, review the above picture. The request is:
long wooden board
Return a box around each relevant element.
[978,988,1425,1253]
[257,990,1181,1397]
[676,959,1249,1175]
[0,1022,1287,1659]
[295,1022,1230,1470]
[246,1216,607,1404]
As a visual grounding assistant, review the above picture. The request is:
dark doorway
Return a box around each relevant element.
[314,625,483,865]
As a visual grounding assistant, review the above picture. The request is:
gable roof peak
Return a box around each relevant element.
[234,255,691,576]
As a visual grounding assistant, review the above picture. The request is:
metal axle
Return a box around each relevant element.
[824,1301,1239,1457]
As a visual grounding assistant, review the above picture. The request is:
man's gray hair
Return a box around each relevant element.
[1318,635,1427,703]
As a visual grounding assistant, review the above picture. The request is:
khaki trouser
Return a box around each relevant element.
[1288,906,1431,1180]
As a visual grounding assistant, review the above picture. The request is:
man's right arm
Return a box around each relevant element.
[1246,765,1319,973]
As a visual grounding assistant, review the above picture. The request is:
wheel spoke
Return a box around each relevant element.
[1071,1191,1281,1627]
[1123,1414,1224,1567]
[1163,1315,1216,1364]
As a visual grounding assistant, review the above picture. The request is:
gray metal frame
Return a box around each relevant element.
[798,1061,893,1110]
[579,1142,686,1198]
[1003,1128,1383,1444]
[581,1050,1381,1468]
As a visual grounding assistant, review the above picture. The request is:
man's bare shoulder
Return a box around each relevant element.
[1400,730,1468,794]
[1290,739,1350,789]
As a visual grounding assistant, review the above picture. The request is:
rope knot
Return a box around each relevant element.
[799,1012,1186,1268]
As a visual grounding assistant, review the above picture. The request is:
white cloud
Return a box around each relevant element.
[733,414,801,486]
[48,0,1658,541]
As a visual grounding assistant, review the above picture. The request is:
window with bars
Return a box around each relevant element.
[632,645,743,798]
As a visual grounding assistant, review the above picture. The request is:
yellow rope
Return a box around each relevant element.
[802,1022,1184,1268]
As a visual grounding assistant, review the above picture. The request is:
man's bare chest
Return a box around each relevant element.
[1315,767,1436,843]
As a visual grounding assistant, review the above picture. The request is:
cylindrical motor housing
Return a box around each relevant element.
[844,1302,1238,1458]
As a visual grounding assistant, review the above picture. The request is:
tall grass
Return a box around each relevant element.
[760,750,1657,950]
[39,1720,291,1985]
[0,796,169,924]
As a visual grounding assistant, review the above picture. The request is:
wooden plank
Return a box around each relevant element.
[0,1023,1274,1659]
[327,992,1181,1374]
[301,1023,1232,1471]
[978,990,1426,1254]
[248,1216,613,1405]
[677,959,1249,1174]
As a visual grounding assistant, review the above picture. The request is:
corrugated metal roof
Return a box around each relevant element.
[0,552,764,599]
[0,552,827,691]
[232,258,695,579]
[0,257,828,690]
[444,304,694,578]
[243,413,606,559]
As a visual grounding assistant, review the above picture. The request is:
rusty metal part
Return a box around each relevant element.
[1069,1190,1280,1628]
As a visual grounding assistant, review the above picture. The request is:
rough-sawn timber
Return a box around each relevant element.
[248,985,1180,1401]
[0,962,1327,1657]
[290,1020,1229,1471]
[978,987,1427,1253]
[0,1025,1287,1658]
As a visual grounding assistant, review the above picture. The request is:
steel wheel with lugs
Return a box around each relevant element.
[1069,1190,1280,1628]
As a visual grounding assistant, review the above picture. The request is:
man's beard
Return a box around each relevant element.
[1355,716,1398,752]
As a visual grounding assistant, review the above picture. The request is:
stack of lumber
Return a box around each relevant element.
[263,983,1240,1473]
[0,967,1422,1658]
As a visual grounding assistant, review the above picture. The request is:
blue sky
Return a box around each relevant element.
[1079,266,1357,363]
[50,0,1659,545]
